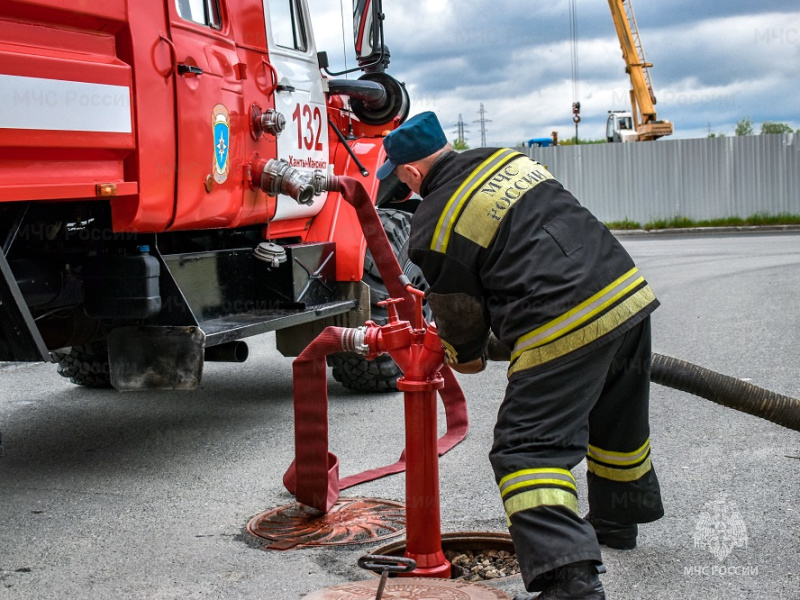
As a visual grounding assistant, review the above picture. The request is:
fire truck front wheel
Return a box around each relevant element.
[53,341,112,388]
[328,208,431,392]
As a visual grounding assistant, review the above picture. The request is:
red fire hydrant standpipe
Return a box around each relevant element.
[392,293,452,578]
[282,176,466,578]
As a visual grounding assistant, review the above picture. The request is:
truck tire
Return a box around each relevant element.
[328,208,431,392]
[54,341,112,388]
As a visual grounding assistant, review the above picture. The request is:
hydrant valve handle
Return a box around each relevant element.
[405,285,426,329]
[377,297,404,324]
[357,554,417,574]
[357,554,417,600]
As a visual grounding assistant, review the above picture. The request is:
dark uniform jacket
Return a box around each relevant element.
[408,147,659,378]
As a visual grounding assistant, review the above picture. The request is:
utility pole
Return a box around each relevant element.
[453,114,469,148]
[569,0,580,145]
[474,103,491,147]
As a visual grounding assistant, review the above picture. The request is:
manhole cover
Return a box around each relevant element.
[246,497,405,550]
[302,577,509,599]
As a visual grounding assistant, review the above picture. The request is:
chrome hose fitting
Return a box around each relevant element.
[256,159,337,205]
[341,327,371,355]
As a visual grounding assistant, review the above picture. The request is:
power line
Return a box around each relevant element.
[569,0,581,143]
[453,113,469,146]
[474,103,491,147]
[569,0,580,103]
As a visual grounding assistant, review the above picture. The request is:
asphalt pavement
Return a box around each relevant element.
[0,232,798,599]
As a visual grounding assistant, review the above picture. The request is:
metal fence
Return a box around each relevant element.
[518,134,799,224]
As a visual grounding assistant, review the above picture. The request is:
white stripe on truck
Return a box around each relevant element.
[0,74,132,133]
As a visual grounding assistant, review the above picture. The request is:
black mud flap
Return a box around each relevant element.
[107,326,205,391]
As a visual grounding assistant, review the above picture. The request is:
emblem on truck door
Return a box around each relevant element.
[212,104,230,184]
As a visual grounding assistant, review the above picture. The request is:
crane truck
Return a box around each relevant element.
[0,0,423,393]
[606,0,673,142]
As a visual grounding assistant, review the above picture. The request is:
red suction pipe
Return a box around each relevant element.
[379,297,452,577]
[285,303,452,576]
[282,176,465,577]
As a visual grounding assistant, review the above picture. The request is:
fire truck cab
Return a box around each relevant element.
[0,0,417,392]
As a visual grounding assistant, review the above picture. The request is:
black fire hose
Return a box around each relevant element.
[486,335,800,432]
[650,353,800,432]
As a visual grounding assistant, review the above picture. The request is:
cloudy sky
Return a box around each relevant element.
[307,0,800,145]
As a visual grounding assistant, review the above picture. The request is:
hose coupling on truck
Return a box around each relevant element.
[252,158,337,205]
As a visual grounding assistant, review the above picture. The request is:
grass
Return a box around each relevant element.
[605,218,642,230]
[605,213,800,231]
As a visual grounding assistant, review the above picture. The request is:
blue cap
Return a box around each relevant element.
[376,111,448,180]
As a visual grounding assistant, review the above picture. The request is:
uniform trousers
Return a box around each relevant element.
[489,317,664,591]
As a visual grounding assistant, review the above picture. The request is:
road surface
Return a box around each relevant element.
[1,232,798,599]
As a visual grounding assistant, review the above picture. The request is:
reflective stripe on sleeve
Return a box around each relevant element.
[430,149,520,253]
[511,267,642,362]
[508,284,656,376]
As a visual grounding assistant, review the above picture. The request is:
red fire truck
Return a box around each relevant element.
[0,0,425,391]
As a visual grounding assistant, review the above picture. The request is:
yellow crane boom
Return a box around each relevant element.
[607,0,673,141]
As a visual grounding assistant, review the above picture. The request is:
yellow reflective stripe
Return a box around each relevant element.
[508,285,656,376]
[511,267,642,361]
[588,456,652,482]
[503,488,579,521]
[588,439,650,466]
[502,478,577,498]
[431,149,520,253]
[498,466,575,487]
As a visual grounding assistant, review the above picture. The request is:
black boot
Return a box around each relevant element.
[513,562,606,600]
[585,512,638,550]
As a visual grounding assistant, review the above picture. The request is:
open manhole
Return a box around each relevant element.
[374,531,521,582]
[302,577,510,599]
[245,497,406,550]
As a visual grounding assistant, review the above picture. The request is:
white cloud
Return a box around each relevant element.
[306,2,800,143]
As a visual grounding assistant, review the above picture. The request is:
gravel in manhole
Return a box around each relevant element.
[446,548,521,581]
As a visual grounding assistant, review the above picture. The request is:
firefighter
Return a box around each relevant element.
[376,112,664,600]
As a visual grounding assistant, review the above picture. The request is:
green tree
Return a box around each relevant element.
[707,132,726,138]
[452,138,469,151]
[735,117,754,136]
[760,121,794,135]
